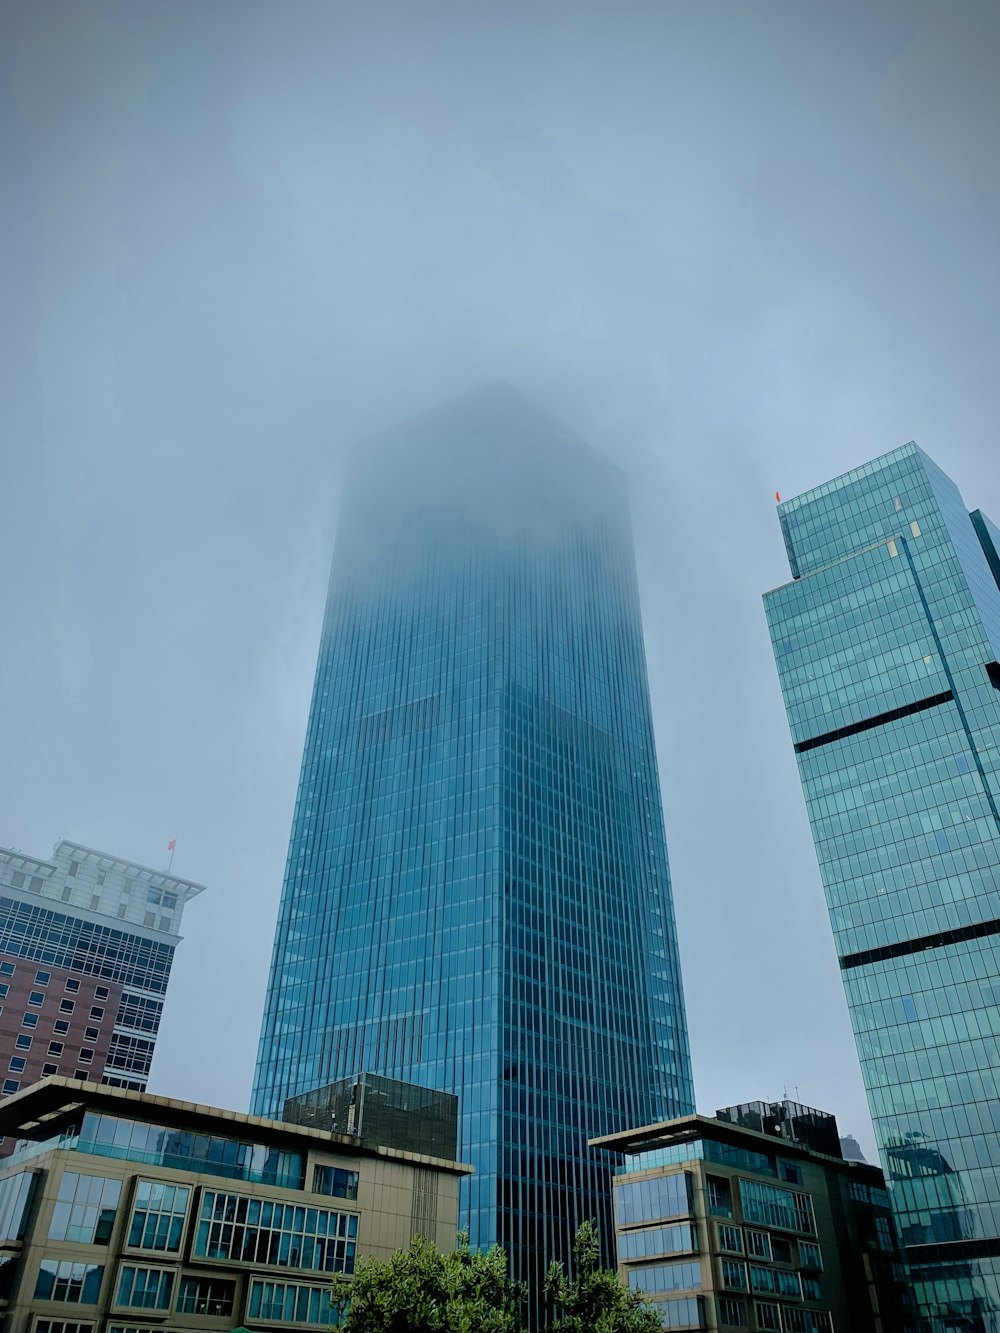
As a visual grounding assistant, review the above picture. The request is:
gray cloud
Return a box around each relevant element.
[2,0,999,1156]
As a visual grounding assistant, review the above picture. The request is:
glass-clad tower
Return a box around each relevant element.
[252,384,693,1309]
[764,444,1000,1331]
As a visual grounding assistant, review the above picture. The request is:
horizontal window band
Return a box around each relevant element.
[906,1236,1000,1266]
[794,692,953,754]
[841,917,1000,970]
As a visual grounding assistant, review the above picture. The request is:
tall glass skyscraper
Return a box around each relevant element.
[764,444,1000,1331]
[252,383,693,1309]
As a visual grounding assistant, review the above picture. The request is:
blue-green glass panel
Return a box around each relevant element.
[765,444,1000,1331]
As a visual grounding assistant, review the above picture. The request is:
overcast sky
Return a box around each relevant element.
[3,0,999,1159]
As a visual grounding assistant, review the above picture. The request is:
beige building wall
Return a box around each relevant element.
[0,1099,467,1333]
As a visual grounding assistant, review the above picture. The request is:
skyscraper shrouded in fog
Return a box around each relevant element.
[252,384,693,1310]
[765,444,1000,1331]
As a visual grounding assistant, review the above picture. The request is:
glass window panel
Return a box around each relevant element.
[193,1189,358,1275]
[34,1259,104,1304]
[48,1174,121,1245]
[626,1260,701,1294]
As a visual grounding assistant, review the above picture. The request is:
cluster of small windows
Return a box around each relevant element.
[0,954,114,1083]
[176,1275,235,1317]
[739,1179,816,1235]
[718,1294,744,1326]
[783,1309,832,1332]
[722,1259,748,1291]
[34,1260,104,1304]
[34,1322,94,1333]
[104,1035,154,1078]
[127,1180,190,1251]
[746,1229,771,1259]
[48,1173,121,1244]
[145,888,178,911]
[117,995,163,1034]
[756,1304,781,1331]
[738,1307,831,1333]
[116,1266,172,1310]
[798,1241,822,1270]
[706,1176,732,1217]
[312,1165,359,1199]
[247,1277,342,1326]
[749,1263,801,1298]
[0,898,175,993]
[718,1224,742,1253]
[101,1075,145,1092]
[194,1190,358,1274]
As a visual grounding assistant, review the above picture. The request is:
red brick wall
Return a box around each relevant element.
[0,950,122,1152]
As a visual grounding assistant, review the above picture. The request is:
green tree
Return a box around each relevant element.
[544,1222,663,1333]
[330,1230,526,1333]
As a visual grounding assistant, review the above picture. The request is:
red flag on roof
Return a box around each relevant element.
[776,491,781,503]
[167,839,176,852]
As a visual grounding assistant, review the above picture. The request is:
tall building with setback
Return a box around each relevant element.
[251,383,694,1312]
[764,444,1000,1331]
[0,840,203,1119]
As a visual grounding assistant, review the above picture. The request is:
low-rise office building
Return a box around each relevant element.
[593,1099,911,1333]
[0,1077,470,1332]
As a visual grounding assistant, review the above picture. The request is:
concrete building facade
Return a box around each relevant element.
[0,1078,469,1332]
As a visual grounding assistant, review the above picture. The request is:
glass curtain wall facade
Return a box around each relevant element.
[764,443,1000,1331]
[251,384,693,1314]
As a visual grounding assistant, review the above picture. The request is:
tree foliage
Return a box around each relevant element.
[330,1222,664,1333]
[544,1221,663,1333]
[330,1230,526,1333]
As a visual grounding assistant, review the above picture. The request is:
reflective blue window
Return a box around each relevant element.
[34,1259,104,1303]
[67,1112,303,1188]
[618,1222,697,1261]
[195,1189,358,1274]
[615,1173,692,1227]
[248,1277,342,1325]
[116,1265,172,1310]
[48,1172,121,1244]
[627,1260,701,1294]
[312,1165,359,1200]
[127,1180,190,1251]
